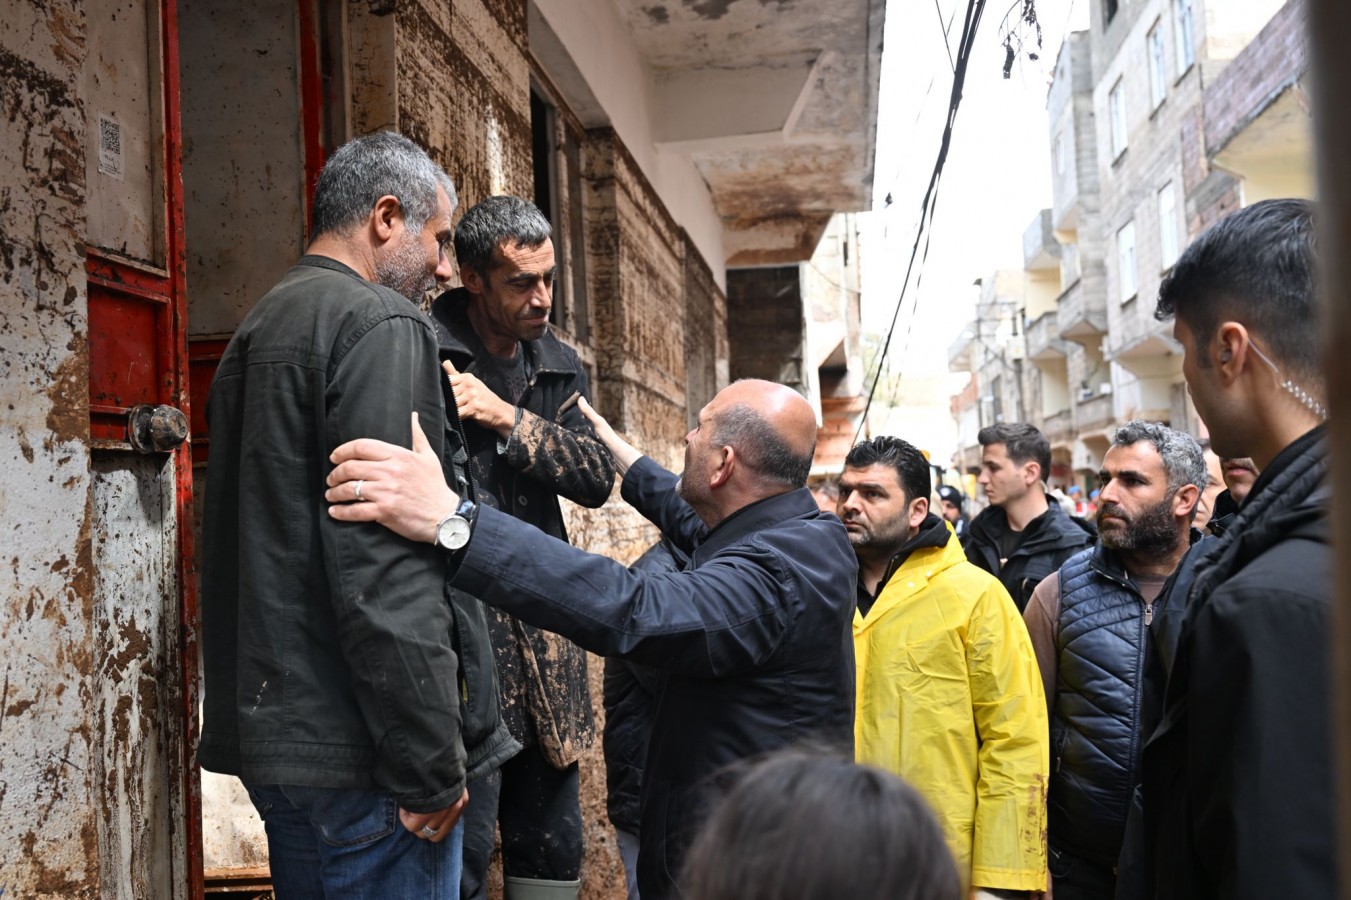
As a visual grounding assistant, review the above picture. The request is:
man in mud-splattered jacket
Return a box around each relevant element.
[430,196,615,900]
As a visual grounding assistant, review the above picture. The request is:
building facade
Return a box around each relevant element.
[950,0,1311,488]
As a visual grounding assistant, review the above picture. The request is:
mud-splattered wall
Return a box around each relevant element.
[0,1,99,896]
[400,0,534,209]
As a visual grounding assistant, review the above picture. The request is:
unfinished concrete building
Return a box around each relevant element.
[0,0,883,895]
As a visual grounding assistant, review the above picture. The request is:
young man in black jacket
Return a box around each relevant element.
[1137,198,1333,898]
[431,195,615,900]
[200,132,509,898]
[964,423,1093,611]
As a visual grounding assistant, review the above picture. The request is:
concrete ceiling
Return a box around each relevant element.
[611,0,885,266]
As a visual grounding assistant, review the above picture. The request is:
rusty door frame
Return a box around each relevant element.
[84,0,203,894]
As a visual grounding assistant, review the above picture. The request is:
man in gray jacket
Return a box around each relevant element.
[200,132,510,898]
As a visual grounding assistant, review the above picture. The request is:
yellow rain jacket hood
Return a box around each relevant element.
[854,519,1048,892]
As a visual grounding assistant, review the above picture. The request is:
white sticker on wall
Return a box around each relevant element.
[97,113,124,181]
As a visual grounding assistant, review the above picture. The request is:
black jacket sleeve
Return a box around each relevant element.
[451,461,790,675]
[620,456,708,554]
[321,314,466,812]
[503,362,614,508]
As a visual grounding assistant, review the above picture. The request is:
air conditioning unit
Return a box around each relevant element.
[1098,382,1113,396]
[1078,387,1096,402]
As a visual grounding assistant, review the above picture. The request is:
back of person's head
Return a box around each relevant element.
[681,748,961,900]
[712,402,815,490]
[1156,198,1318,380]
[309,131,455,240]
[978,422,1051,484]
[1111,420,1207,498]
[844,436,931,505]
[453,195,552,277]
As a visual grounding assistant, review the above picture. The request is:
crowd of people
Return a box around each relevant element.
[199,131,1333,900]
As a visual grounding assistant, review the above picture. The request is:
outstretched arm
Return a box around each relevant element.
[578,396,643,477]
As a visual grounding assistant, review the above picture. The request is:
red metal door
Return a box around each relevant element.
[84,0,202,895]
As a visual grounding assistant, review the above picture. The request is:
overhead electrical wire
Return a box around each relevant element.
[855,0,991,442]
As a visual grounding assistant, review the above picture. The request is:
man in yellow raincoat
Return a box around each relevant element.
[839,436,1049,898]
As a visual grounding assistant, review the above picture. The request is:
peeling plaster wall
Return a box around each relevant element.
[179,0,306,336]
[90,455,186,899]
[683,232,729,430]
[532,0,726,287]
[399,0,534,207]
[0,1,99,896]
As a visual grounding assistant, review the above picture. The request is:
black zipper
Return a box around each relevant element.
[442,361,476,504]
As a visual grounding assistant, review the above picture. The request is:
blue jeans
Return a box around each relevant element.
[246,783,463,899]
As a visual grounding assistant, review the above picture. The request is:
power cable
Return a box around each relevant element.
[855,0,991,442]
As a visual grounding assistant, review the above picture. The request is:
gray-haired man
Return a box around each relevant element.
[1022,421,1204,900]
[200,132,505,898]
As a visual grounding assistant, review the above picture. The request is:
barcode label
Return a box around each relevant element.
[97,113,124,180]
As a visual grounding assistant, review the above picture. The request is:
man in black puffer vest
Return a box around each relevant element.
[1023,422,1205,899]
[965,423,1094,612]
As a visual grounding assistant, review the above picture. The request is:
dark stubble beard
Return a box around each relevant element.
[375,232,437,303]
[1097,494,1181,555]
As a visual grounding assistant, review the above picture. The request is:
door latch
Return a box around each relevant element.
[126,404,189,454]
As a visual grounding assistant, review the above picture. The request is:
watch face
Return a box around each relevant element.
[437,515,472,550]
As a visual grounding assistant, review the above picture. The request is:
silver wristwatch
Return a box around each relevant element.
[434,498,477,551]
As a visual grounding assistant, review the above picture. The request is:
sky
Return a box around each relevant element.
[856,0,1090,456]
[862,0,1090,376]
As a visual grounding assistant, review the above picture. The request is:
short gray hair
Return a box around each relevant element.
[453,195,552,276]
[713,404,814,490]
[1111,420,1207,495]
[310,132,457,240]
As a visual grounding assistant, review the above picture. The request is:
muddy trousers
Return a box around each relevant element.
[460,744,583,900]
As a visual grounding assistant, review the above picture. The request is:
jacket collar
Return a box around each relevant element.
[856,522,971,629]
[875,513,951,590]
[691,488,821,567]
[430,286,575,376]
[969,500,1090,556]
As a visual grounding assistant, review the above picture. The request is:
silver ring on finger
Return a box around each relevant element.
[354,479,365,502]
[420,824,438,839]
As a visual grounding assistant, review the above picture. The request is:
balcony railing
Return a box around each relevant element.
[1041,408,1074,445]
[1026,310,1067,361]
[1023,209,1059,271]
[1056,277,1107,341]
[1074,392,1115,433]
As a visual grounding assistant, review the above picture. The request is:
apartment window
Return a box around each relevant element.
[1117,221,1138,302]
[1054,131,1067,176]
[1158,182,1179,269]
[1175,0,1196,75]
[1148,22,1168,109]
[1109,79,1128,159]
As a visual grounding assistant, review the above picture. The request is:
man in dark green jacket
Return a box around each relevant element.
[200,132,511,898]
